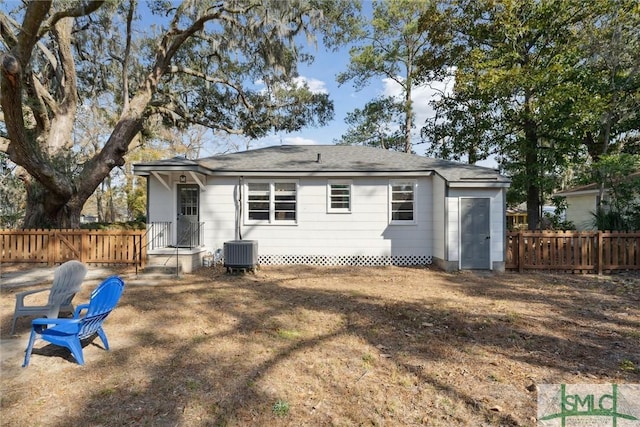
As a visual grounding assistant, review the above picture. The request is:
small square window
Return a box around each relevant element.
[328,181,352,213]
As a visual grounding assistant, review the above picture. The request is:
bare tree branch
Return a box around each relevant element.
[16,1,51,63]
[26,72,52,135]
[121,0,135,112]
[42,1,105,36]
[0,12,19,50]
[166,65,254,110]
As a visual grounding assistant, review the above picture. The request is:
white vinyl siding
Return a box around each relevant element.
[200,176,433,259]
[431,174,446,260]
[327,181,352,213]
[389,180,416,224]
[563,193,599,231]
[246,180,297,224]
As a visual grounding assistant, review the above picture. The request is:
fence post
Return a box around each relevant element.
[81,231,88,263]
[518,231,524,273]
[47,230,55,266]
[596,231,603,275]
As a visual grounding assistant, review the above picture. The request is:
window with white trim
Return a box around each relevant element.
[390,180,416,223]
[328,181,352,213]
[246,181,297,223]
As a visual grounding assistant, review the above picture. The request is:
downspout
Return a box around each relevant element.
[236,176,243,240]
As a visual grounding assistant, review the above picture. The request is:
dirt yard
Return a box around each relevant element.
[1,264,639,426]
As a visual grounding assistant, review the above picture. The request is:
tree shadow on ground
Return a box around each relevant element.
[25,334,105,365]
[3,266,639,426]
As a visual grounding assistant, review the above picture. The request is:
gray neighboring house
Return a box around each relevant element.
[133,145,511,272]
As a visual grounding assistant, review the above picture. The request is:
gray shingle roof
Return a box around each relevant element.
[555,171,640,195]
[134,145,510,184]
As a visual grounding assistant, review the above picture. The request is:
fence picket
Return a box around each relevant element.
[507,230,640,273]
[0,229,146,266]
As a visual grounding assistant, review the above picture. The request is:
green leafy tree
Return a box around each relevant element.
[0,0,354,228]
[417,0,619,229]
[421,83,503,164]
[585,154,640,231]
[337,0,436,153]
[335,96,406,150]
[541,196,575,231]
[578,0,640,160]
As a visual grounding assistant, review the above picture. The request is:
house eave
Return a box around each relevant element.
[135,167,514,183]
[133,165,212,176]
[206,170,435,177]
[448,181,511,188]
[554,188,603,197]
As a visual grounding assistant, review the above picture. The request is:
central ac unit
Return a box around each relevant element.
[223,240,258,270]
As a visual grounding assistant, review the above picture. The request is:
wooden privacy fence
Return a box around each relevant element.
[0,229,147,266]
[506,230,640,273]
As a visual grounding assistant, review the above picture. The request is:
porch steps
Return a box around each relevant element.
[143,265,183,275]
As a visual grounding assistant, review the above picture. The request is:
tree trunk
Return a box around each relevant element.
[22,179,82,228]
[403,68,413,154]
[525,163,540,230]
[523,97,541,230]
[96,183,105,222]
[107,175,116,222]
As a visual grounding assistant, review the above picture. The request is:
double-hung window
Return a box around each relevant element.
[246,180,297,224]
[389,180,416,224]
[327,181,352,213]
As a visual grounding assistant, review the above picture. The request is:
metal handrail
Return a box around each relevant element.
[133,222,172,275]
[176,221,204,248]
[148,221,173,250]
[134,221,203,276]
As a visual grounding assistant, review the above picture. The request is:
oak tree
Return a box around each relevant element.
[0,0,353,228]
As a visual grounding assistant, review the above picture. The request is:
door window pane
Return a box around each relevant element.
[179,187,199,216]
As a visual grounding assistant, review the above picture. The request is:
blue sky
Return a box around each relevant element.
[239,2,498,169]
[250,42,458,158]
[0,1,496,168]
[277,49,499,168]
[202,2,463,161]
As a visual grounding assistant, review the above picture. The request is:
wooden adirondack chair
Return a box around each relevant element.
[22,276,125,367]
[10,260,88,335]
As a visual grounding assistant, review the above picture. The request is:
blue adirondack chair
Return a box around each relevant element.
[22,276,125,367]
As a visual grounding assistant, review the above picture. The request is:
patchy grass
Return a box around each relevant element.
[1,265,639,426]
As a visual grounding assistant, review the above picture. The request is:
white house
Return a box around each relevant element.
[554,171,640,231]
[133,145,511,272]
[554,183,603,231]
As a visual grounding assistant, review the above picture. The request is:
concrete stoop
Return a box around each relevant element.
[147,249,206,274]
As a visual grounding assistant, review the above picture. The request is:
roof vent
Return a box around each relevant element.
[316,153,322,163]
